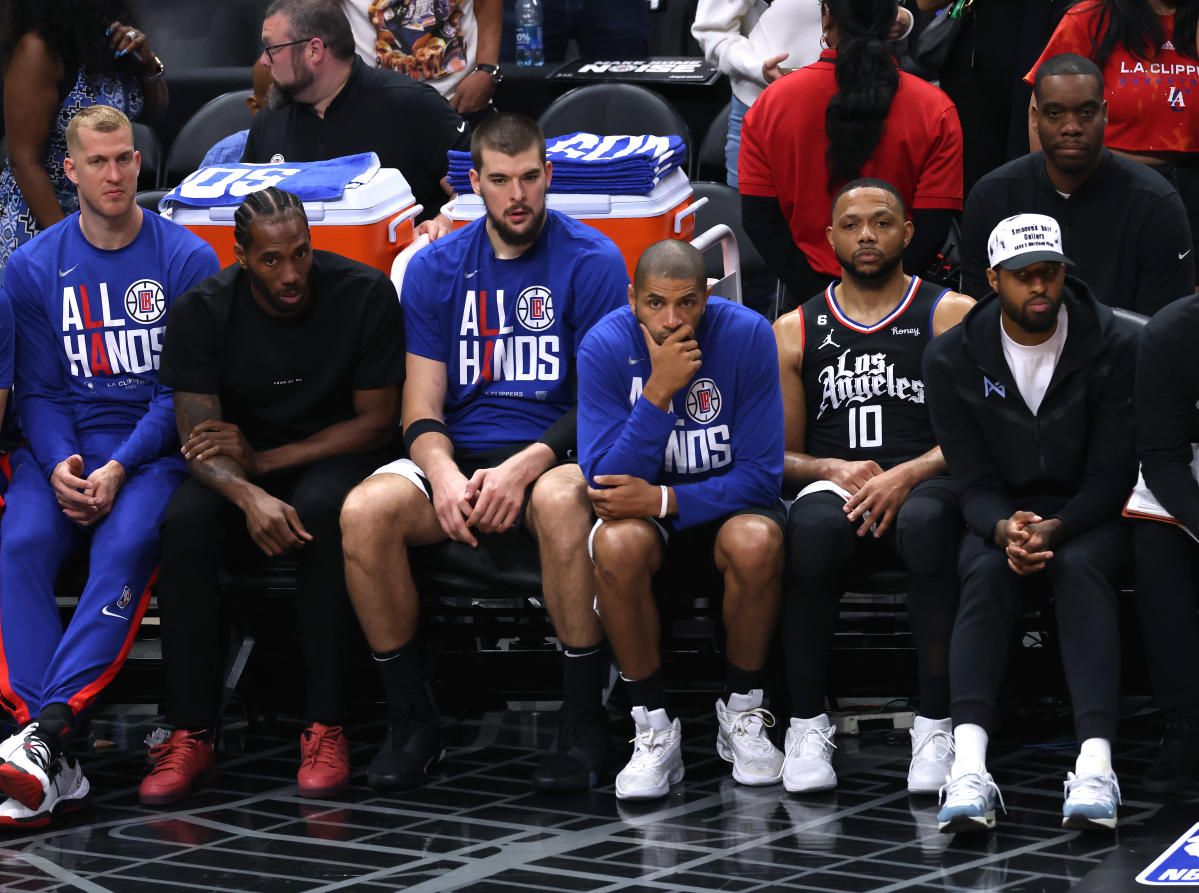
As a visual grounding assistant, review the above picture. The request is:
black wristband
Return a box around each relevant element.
[537,407,577,462]
[403,418,450,454]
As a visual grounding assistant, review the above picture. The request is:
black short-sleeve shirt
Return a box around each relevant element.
[241,58,471,223]
[160,250,405,451]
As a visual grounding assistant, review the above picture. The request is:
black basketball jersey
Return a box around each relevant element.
[798,276,949,470]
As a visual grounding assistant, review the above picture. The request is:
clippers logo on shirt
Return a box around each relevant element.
[125,279,166,324]
[516,285,554,331]
[628,376,732,475]
[686,378,722,424]
[457,287,561,386]
[60,279,166,378]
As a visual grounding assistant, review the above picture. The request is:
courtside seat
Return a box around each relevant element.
[696,102,730,184]
[163,90,254,188]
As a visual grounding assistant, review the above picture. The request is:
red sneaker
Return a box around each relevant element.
[139,730,215,806]
[298,723,350,798]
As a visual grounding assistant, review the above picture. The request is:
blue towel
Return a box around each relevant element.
[445,133,687,196]
[161,152,380,208]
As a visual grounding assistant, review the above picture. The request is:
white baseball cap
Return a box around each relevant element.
[987,213,1072,270]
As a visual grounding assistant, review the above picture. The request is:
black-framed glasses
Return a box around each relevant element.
[261,37,313,63]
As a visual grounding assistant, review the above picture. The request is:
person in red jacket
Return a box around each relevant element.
[738,0,962,314]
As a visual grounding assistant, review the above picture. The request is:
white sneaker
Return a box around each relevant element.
[0,754,88,830]
[1062,770,1120,830]
[937,771,1005,833]
[907,717,955,794]
[614,706,684,801]
[716,690,783,787]
[0,723,57,810]
[782,716,837,793]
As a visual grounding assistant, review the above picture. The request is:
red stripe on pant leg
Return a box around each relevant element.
[67,568,157,716]
[0,483,31,726]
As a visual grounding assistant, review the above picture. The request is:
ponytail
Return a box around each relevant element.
[823,0,900,193]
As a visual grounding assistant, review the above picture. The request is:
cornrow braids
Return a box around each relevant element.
[233,187,308,249]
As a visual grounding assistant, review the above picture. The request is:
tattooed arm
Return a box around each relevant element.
[172,391,313,556]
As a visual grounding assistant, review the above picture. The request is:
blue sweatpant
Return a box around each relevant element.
[0,435,184,724]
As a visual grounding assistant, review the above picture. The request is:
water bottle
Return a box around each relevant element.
[515,0,544,67]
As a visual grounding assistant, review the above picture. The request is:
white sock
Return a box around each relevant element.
[913,715,953,735]
[1075,738,1112,775]
[726,690,761,712]
[949,723,988,778]
[792,713,831,730]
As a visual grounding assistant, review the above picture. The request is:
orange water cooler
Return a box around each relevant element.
[445,168,701,279]
[165,167,421,274]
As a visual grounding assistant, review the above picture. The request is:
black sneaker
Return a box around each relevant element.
[366,717,444,791]
[532,703,609,791]
[1144,710,1199,794]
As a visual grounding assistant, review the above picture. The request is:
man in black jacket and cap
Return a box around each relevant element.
[923,212,1137,835]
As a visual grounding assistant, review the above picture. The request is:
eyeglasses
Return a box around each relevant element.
[261,37,313,63]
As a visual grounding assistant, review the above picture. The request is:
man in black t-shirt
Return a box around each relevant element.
[244,0,471,237]
[773,180,972,797]
[138,187,404,807]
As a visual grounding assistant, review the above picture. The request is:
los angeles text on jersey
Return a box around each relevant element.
[817,349,925,418]
[628,376,732,474]
[60,279,167,378]
[457,287,560,385]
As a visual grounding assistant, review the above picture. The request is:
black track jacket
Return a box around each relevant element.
[922,276,1137,543]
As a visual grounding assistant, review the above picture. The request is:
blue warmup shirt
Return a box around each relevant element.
[5,209,219,477]
[0,287,12,390]
[402,209,629,452]
[0,287,15,446]
[578,298,784,529]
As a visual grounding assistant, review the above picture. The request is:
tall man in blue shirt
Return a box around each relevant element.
[0,106,218,828]
[339,113,629,792]
[578,239,786,800]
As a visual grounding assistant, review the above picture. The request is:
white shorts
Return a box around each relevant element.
[586,516,669,563]
[370,457,433,501]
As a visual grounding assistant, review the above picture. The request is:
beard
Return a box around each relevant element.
[834,247,904,282]
[1010,296,1062,333]
[487,202,546,248]
[274,56,316,101]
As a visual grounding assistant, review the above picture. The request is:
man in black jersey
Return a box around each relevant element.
[773,179,973,796]
[924,213,1137,833]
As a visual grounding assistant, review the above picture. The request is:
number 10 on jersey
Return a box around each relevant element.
[848,406,883,449]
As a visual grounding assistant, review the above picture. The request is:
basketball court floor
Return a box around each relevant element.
[0,701,1194,891]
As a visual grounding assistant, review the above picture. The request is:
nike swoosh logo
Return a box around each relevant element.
[1181,250,1193,260]
[101,606,126,619]
[58,264,78,277]
[464,269,479,278]
[628,357,641,364]
[456,122,466,133]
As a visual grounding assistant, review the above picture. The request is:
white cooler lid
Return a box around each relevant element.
[446,168,691,221]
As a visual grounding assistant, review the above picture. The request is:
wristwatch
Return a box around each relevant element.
[474,63,502,86]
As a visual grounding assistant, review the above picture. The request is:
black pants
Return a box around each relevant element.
[951,520,1128,741]
[157,453,380,730]
[1134,520,1199,710]
[783,476,961,718]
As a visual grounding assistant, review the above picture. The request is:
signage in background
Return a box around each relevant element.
[552,57,721,85]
